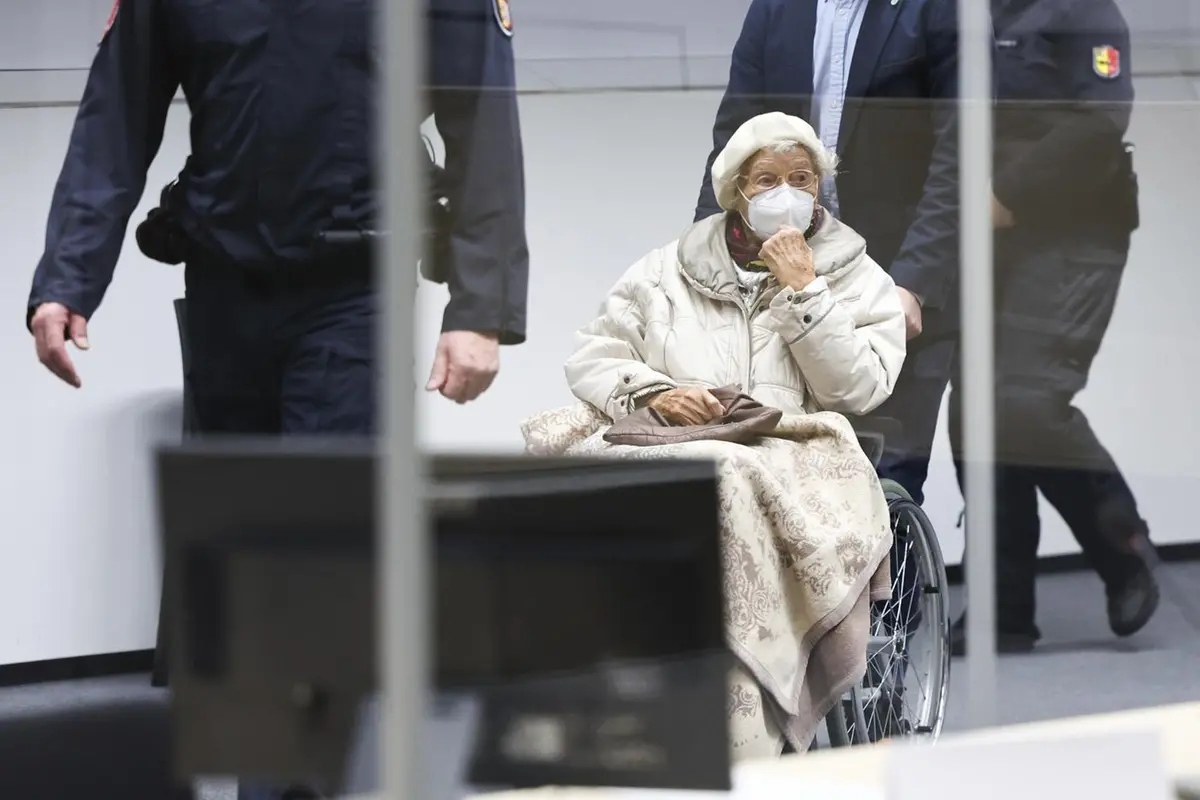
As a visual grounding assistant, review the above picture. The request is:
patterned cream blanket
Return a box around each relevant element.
[521,401,894,756]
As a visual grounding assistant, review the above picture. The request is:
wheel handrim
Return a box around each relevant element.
[847,499,951,743]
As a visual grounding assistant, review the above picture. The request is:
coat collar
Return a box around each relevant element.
[675,211,868,302]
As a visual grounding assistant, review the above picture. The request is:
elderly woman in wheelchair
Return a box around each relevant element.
[522,112,949,757]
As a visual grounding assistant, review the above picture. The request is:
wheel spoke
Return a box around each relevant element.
[841,498,950,746]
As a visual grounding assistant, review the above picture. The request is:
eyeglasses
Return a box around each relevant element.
[743,170,818,191]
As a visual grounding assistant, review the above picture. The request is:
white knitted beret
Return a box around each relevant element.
[710,112,839,211]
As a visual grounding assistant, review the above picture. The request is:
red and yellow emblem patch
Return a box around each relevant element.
[1093,45,1120,79]
[494,0,513,37]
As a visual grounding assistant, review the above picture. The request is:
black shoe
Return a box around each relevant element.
[280,788,324,800]
[950,615,1038,657]
[1107,566,1160,637]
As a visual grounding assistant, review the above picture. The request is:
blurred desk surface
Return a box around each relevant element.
[417,702,1198,798]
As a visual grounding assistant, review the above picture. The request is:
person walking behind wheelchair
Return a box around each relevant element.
[694,0,961,507]
[950,0,1158,655]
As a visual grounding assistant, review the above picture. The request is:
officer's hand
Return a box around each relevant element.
[896,287,923,341]
[31,302,89,388]
[991,192,1015,229]
[426,330,500,404]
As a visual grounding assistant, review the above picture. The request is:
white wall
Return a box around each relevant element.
[0,103,190,664]
[3,4,1200,663]
[0,1,116,70]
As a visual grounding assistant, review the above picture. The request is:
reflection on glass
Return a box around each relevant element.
[6,1,1200,799]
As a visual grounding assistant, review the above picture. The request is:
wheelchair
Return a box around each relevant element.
[822,417,951,747]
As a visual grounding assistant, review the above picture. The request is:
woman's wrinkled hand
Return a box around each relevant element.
[646,387,724,426]
[760,226,817,290]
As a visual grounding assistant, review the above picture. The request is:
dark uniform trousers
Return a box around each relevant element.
[948,230,1144,632]
[153,251,376,698]
[183,250,376,436]
[186,251,376,800]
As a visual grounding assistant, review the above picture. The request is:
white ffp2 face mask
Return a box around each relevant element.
[744,185,816,238]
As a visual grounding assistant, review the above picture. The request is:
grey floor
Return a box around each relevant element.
[942,560,1200,729]
[1,563,1198,800]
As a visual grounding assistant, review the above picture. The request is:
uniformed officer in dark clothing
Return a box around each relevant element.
[28,0,528,434]
[950,0,1158,655]
[27,1,526,796]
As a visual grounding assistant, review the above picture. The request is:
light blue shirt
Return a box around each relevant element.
[812,0,869,217]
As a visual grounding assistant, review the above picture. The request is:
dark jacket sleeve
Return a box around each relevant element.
[693,0,772,222]
[992,1,1132,211]
[429,0,529,345]
[27,0,178,328]
[886,0,960,310]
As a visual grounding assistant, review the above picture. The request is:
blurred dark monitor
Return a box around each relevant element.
[156,441,730,796]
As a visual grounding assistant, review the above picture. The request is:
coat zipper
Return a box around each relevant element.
[696,262,767,394]
[740,293,766,393]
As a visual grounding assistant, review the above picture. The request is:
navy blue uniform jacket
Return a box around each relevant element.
[992,0,1133,238]
[695,0,959,314]
[28,0,528,344]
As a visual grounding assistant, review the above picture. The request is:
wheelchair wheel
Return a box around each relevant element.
[827,483,951,745]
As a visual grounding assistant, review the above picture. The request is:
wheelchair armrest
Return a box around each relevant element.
[848,416,904,469]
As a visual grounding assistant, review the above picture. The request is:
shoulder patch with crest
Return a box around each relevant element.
[101,0,120,42]
[1092,45,1120,79]
[493,0,513,37]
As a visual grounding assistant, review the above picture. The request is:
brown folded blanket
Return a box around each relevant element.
[603,385,783,446]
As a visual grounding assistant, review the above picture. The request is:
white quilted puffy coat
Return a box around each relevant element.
[565,212,907,421]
